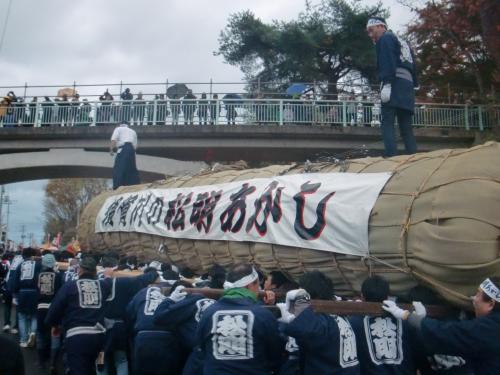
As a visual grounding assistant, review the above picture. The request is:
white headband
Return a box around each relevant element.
[223,267,259,289]
[366,18,387,29]
[480,278,500,302]
[149,261,162,271]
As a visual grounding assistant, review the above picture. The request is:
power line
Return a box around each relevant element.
[0,0,13,56]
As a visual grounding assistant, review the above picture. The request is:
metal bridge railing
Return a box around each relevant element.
[0,99,498,130]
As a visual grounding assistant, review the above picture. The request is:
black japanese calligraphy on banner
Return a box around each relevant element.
[220,183,256,233]
[190,190,222,233]
[146,197,164,225]
[246,181,284,236]
[293,181,335,240]
[101,197,123,227]
[119,195,138,226]
[165,193,193,231]
[95,173,391,256]
[130,194,152,227]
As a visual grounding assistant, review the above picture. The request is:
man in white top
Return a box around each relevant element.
[110,123,140,189]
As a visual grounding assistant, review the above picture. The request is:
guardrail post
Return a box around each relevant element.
[34,102,41,127]
[478,105,484,131]
[152,100,158,125]
[215,100,220,126]
[464,105,470,130]
[91,103,97,127]
[342,101,347,127]
[279,100,284,126]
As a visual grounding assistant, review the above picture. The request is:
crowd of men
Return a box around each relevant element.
[0,89,232,127]
[0,87,385,129]
[0,246,499,375]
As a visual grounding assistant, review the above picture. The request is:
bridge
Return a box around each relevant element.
[0,97,497,184]
[0,148,206,184]
[0,124,478,163]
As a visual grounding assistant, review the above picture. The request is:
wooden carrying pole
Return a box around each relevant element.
[56,263,454,318]
[175,288,454,318]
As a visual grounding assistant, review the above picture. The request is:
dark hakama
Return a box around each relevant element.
[113,142,140,190]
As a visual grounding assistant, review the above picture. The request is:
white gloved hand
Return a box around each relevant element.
[285,289,310,311]
[412,301,427,318]
[277,302,296,323]
[382,300,409,320]
[381,84,392,103]
[168,285,187,303]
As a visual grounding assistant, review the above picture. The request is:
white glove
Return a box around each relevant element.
[381,84,392,103]
[277,303,296,323]
[285,289,310,311]
[382,300,409,320]
[412,301,427,318]
[168,285,187,303]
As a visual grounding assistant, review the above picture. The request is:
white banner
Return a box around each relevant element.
[95,173,391,257]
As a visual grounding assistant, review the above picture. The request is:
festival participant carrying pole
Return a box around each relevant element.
[163,287,452,318]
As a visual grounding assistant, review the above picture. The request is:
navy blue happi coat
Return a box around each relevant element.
[418,312,500,375]
[197,296,284,375]
[376,30,418,113]
[284,307,360,375]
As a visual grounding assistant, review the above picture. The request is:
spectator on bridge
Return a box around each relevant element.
[198,92,209,125]
[110,122,140,190]
[182,90,197,125]
[41,97,53,126]
[225,101,237,125]
[98,89,114,126]
[120,88,133,123]
[6,91,18,103]
[70,93,80,126]
[146,95,155,125]
[0,95,12,123]
[171,95,181,125]
[25,97,38,127]
[209,93,219,125]
[59,94,71,126]
[133,91,146,126]
[156,94,168,125]
[79,99,92,126]
[366,16,417,157]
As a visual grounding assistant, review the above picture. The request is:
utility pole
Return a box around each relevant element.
[3,194,15,242]
[20,224,26,245]
[0,185,4,236]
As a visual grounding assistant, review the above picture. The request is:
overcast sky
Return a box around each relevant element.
[0,0,413,246]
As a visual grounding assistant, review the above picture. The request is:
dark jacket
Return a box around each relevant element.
[36,267,63,308]
[197,296,284,375]
[349,315,417,374]
[284,307,360,375]
[418,312,500,375]
[45,275,112,333]
[12,259,41,313]
[376,30,417,112]
[154,294,215,350]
